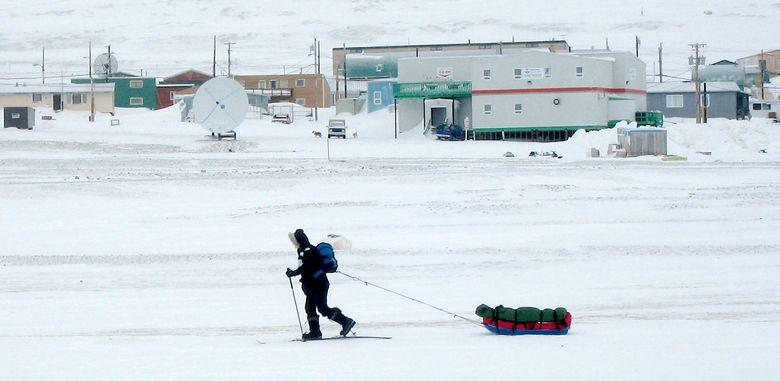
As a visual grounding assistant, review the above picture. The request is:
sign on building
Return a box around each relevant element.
[436,67,453,79]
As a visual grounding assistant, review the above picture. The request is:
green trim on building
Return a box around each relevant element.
[474,125,610,133]
[608,119,632,128]
[393,81,472,99]
[609,97,632,101]
[72,77,158,109]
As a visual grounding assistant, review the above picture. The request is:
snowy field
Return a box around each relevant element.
[2,1,780,79]
[1,109,779,380]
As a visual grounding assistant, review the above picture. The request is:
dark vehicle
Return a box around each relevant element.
[433,124,464,141]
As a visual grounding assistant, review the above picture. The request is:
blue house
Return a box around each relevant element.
[647,82,750,120]
[367,79,395,112]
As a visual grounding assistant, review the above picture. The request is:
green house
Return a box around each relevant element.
[72,73,157,109]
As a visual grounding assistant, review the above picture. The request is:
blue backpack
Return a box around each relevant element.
[316,242,338,274]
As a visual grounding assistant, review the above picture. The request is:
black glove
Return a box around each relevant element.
[285,268,296,278]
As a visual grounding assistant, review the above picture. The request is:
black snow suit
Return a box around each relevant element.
[288,229,353,336]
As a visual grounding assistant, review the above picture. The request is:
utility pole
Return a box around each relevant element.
[658,43,663,83]
[635,36,640,57]
[106,45,112,77]
[312,38,319,121]
[689,43,706,124]
[89,41,95,122]
[703,82,708,124]
[343,43,347,99]
[760,49,766,100]
[41,46,45,84]
[212,35,217,77]
[316,39,321,121]
[225,42,236,77]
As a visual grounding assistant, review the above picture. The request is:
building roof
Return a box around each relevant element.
[161,69,213,84]
[738,49,780,60]
[647,81,744,94]
[336,40,570,51]
[0,83,115,94]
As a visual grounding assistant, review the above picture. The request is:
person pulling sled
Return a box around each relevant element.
[286,229,356,340]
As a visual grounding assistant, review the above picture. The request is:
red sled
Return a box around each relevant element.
[482,313,572,335]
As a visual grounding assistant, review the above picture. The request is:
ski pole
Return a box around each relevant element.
[336,271,483,326]
[288,277,305,337]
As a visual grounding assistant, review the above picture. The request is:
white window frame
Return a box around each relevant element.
[32,93,43,102]
[483,69,491,80]
[129,80,144,88]
[544,68,552,78]
[279,80,289,88]
[513,68,523,79]
[295,79,306,87]
[376,64,384,72]
[258,80,266,89]
[270,80,278,89]
[373,91,382,105]
[666,94,683,108]
[70,93,86,104]
[514,103,523,114]
[129,97,144,106]
[295,98,306,106]
[576,66,584,78]
[483,104,492,115]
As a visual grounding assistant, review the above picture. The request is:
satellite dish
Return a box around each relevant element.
[93,53,118,77]
[192,77,248,134]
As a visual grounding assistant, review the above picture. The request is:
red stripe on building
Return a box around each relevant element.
[472,87,647,95]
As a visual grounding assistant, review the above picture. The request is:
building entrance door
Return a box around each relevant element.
[53,94,63,111]
[430,107,448,126]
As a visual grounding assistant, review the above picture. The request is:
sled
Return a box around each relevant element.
[481,313,572,336]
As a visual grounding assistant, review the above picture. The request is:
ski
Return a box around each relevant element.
[292,334,391,342]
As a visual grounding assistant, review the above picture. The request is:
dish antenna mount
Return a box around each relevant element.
[93,53,118,77]
[191,77,248,140]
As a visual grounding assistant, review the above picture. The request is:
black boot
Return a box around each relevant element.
[302,316,322,341]
[331,308,356,337]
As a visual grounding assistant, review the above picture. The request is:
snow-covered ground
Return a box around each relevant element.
[1,108,779,380]
[1,1,779,79]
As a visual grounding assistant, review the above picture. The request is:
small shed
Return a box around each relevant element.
[367,79,396,112]
[4,107,35,129]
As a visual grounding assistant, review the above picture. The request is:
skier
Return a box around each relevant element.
[286,229,356,340]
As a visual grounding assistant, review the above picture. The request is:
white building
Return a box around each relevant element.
[0,83,115,113]
[394,50,646,140]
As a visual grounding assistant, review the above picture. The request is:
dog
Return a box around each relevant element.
[352,132,358,139]
[312,131,322,138]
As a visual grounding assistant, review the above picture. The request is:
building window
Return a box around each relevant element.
[129,80,144,88]
[483,104,492,115]
[764,103,772,110]
[666,94,683,108]
[514,103,523,114]
[129,97,144,106]
[279,80,289,88]
[753,103,762,111]
[71,93,87,104]
[514,68,523,79]
[32,93,42,102]
[376,64,383,72]
[544,68,552,78]
[483,69,491,80]
[373,91,382,105]
[169,91,175,100]
[258,80,266,89]
[270,80,277,89]
[295,98,306,106]
[295,79,305,87]
[576,67,583,77]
